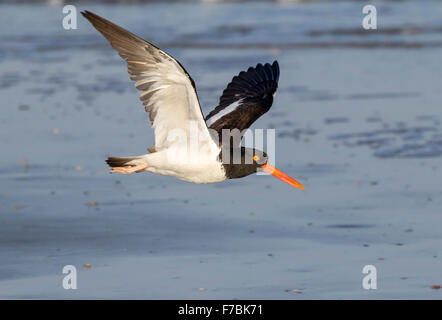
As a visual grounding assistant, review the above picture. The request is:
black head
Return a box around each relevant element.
[220,147,268,180]
[219,146,305,190]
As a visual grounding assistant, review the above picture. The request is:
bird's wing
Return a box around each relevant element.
[205,61,279,145]
[82,11,216,152]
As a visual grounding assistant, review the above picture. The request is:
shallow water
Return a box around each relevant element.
[1,1,442,299]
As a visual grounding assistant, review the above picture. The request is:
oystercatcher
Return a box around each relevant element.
[82,11,304,190]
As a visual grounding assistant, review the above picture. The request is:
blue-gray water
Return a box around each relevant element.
[1,1,442,299]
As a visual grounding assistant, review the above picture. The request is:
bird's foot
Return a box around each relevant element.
[110,163,149,175]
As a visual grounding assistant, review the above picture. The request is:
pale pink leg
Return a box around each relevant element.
[110,163,149,175]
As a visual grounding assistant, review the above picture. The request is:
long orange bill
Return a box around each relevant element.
[261,163,304,190]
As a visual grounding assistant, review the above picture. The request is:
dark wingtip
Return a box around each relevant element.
[81,10,104,24]
[271,60,280,81]
[80,10,92,21]
[210,60,280,116]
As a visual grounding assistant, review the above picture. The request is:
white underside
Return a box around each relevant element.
[146,160,226,184]
[127,147,226,184]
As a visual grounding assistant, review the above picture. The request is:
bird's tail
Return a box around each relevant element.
[105,156,145,168]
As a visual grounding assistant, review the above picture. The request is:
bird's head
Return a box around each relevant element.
[221,147,304,190]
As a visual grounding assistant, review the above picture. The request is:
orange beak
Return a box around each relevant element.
[261,163,304,190]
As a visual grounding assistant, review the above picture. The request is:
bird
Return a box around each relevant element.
[82,11,304,190]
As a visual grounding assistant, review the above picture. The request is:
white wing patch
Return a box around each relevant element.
[206,99,243,126]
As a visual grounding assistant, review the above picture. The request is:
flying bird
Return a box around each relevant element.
[82,11,304,190]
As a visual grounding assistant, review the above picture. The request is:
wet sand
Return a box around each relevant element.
[1,1,442,299]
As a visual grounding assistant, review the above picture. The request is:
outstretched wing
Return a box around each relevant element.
[82,11,216,152]
[205,61,279,145]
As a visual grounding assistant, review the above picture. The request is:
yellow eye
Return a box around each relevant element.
[253,155,260,161]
